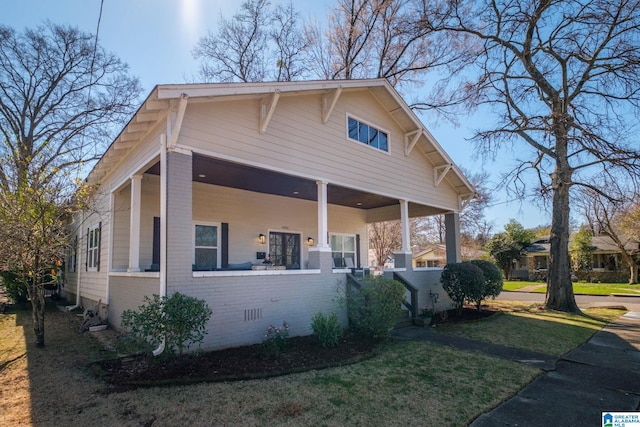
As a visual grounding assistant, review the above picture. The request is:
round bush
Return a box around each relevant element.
[440,262,485,314]
[466,260,504,310]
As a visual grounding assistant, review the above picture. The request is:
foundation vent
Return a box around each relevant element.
[244,308,263,321]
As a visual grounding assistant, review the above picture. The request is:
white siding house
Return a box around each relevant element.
[62,79,475,351]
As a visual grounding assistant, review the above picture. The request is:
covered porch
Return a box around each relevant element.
[106,150,462,349]
[110,151,463,275]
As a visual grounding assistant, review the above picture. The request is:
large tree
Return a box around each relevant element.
[425,0,640,312]
[0,22,141,346]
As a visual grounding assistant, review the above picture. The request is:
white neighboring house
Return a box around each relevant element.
[63,79,474,351]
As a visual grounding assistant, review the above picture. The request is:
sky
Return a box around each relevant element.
[1,0,551,232]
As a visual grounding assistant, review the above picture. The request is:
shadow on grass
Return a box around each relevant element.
[6,298,118,425]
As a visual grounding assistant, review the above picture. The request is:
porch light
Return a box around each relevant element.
[258,234,266,244]
[307,237,314,246]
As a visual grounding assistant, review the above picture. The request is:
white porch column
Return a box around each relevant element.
[128,174,143,272]
[445,212,462,263]
[400,199,411,253]
[393,199,413,270]
[316,180,330,249]
[308,180,332,270]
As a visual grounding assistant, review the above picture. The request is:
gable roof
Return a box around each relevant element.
[87,79,475,199]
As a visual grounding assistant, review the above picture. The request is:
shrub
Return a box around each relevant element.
[467,260,504,311]
[311,311,342,348]
[440,262,485,315]
[261,321,290,356]
[347,275,405,340]
[121,292,212,356]
[0,271,28,305]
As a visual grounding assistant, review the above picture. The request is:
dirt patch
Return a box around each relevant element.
[96,332,377,388]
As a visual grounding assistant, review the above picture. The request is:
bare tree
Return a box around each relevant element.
[0,22,141,346]
[194,0,309,82]
[194,0,271,82]
[307,0,463,95]
[369,220,402,267]
[576,185,639,284]
[419,168,493,246]
[425,0,640,312]
[271,2,310,81]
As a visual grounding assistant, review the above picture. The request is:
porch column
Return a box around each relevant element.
[128,174,143,272]
[165,148,193,290]
[316,180,329,249]
[394,199,413,270]
[445,212,461,263]
[308,180,332,270]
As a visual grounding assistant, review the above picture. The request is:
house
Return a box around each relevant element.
[413,245,447,268]
[518,235,640,282]
[62,79,475,351]
[412,244,485,268]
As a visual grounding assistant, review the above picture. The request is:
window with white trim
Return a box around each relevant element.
[347,116,388,152]
[87,225,100,271]
[68,235,77,273]
[194,223,220,270]
[330,233,356,268]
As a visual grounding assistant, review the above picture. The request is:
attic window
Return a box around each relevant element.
[347,116,388,152]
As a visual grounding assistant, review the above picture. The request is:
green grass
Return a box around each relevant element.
[437,301,625,356]
[1,303,540,426]
[503,280,640,295]
[1,300,626,426]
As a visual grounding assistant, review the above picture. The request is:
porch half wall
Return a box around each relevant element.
[108,270,347,351]
[190,270,346,350]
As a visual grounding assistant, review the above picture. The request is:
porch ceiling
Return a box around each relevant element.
[145,154,399,210]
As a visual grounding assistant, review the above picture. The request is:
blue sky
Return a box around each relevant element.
[1,0,551,231]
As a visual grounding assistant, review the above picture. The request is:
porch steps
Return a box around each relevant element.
[395,310,413,329]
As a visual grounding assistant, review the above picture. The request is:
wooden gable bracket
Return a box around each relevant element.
[321,87,342,124]
[113,139,137,150]
[259,91,280,134]
[434,163,452,187]
[404,129,422,156]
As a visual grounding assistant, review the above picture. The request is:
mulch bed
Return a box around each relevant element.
[95,332,377,387]
[94,306,498,389]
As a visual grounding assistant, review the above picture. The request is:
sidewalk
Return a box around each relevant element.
[392,312,640,426]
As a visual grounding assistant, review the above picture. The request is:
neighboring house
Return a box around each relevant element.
[413,245,447,268]
[519,235,640,282]
[413,244,485,268]
[62,79,474,351]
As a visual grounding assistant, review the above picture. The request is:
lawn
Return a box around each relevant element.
[0,299,623,426]
[436,301,625,356]
[503,280,640,295]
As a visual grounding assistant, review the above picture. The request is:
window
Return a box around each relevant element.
[348,116,388,152]
[68,236,77,273]
[534,256,548,270]
[194,223,220,271]
[331,233,356,268]
[87,224,101,271]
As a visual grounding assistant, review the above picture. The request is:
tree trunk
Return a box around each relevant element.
[31,283,46,347]
[545,169,581,313]
[629,263,638,285]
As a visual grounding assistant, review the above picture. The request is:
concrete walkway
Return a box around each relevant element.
[392,311,640,426]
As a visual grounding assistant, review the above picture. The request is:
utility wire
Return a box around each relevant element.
[76,0,104,183]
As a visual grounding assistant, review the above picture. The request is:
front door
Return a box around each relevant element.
[269,232,301,269]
